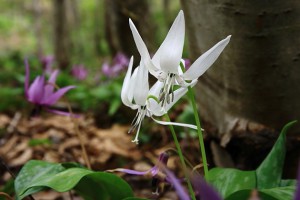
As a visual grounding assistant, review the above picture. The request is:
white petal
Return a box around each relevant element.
[152,10,185,74]
[121,57,135,107]
[129,19,159,77]
[183,35,231,80]
[133,61,149,105]
[151,116,198,130]
[147,98,165,116]
[149,81,164,97]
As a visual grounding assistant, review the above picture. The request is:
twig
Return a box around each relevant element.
[7,112,22,134]
[0,192,14,200]
[0,156,15,179]
[51,83,91,169]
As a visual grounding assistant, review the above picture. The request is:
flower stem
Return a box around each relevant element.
[165,114,196,200]
[187,86,208,176]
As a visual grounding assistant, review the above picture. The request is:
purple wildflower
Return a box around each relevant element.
[24,59,76,117]
[191,172,223,200]
[110,152,169,177]
[114,52,130,66]
[40,55,55,74]
[101,52,129,78]
[71,64,88,80]
[109,152,189,198]
[162,166,190,200]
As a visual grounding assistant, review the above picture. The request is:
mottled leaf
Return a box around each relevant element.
[207,168,256,198]
[256,121,297,189]
[15,160,133,200]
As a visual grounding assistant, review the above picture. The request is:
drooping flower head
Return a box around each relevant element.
[121,57,198,144]
[71,64,88,80]
[24,59,76,116]
[129,10,231,109]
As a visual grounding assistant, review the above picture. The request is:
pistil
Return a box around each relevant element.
[129,106,148,144]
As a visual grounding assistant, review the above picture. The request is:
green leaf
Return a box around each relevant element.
[122,198,149,200]
[15,160,133,200]
[259,185,296,200]
[225,189,252,200]
[207,168,256,198]
[108,99,121,116]
[225,186,296,200]
[15,160,67,200]
[279,179,297,187]
[256,120,297,189]
[28,138,52,146]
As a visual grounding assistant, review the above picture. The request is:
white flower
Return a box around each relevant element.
[121,57,198,144]
[129,10,231,109]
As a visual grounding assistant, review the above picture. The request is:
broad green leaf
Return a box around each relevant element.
[207,168,256,198]
[122,198,149,200]
[15,160,133,200]
[259,185,296,200]
[256,121,297,189]
[225,186,296,200]
[225,189,252,200]
[15,160,68,200]
[279,179,297,187]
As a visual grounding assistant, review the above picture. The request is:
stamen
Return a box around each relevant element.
[130,106,147,144]
[159,73,176,110]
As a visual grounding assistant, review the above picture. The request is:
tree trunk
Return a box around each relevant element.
[104,0,154,58]
[181,0,300,135]
[53,0,71,69]
[180,0,300,173]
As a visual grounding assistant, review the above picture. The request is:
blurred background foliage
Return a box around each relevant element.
[0,0,184,116]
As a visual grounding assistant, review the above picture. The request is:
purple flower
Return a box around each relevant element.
[191,172,222,200]
[109,152,190,198]
[71,64,88,80]
[24,59,76,116]
[110,152,169,177]
[162,166,190,200]
[101,52,129,78]
[40,55,55,74]
[114,52,130,66]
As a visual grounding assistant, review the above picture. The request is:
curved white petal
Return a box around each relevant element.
[151,116,198,130]
[129,19,159,77]
[147,98,165,116]
[121,57,135,107]
[149,81,164,97]
[133,61,149,105]
[183,35,231,80]
[153,10,185,74]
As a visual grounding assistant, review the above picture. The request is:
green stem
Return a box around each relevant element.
[187,86,209,176]
[165,114,196,200]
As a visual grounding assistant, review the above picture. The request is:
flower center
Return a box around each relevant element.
[129,105,148,144]
[159,73,176,109]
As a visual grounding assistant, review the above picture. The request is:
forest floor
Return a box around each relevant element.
[0,112,204,200]
[0,111,299,200]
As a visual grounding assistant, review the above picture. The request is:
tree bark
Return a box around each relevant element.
[53,0,71,69]
[104,0,154,58]
[180,0,300,138]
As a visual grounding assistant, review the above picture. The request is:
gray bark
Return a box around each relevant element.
[53,0,71,69]
[180,0,300,140]
[104,0,154,58]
